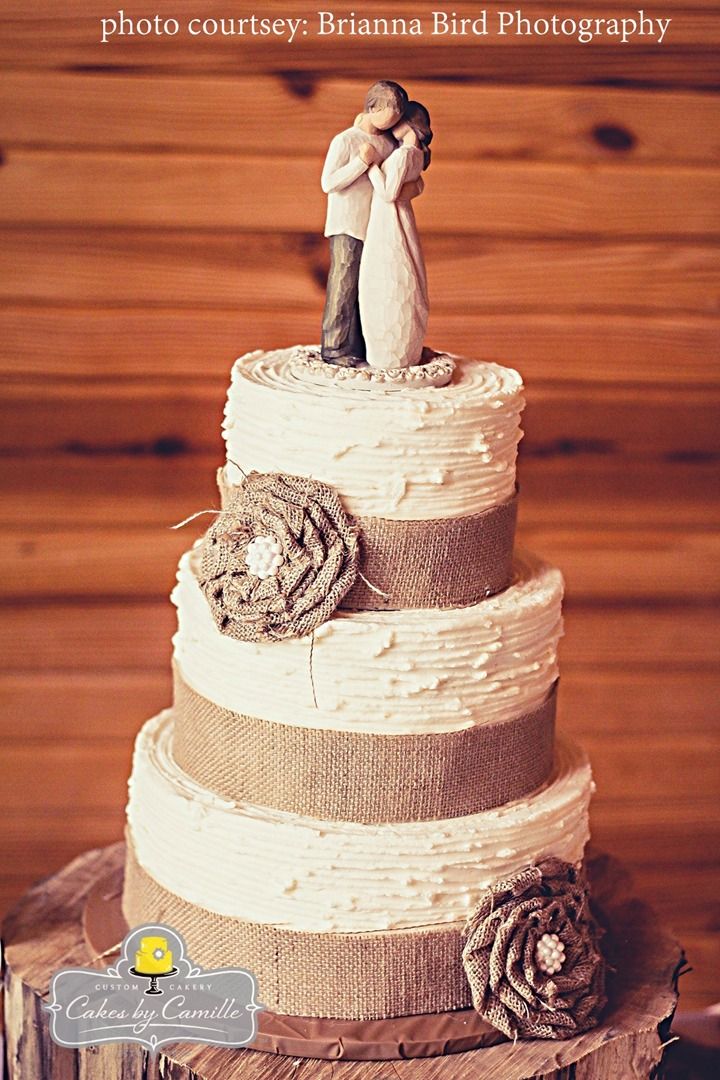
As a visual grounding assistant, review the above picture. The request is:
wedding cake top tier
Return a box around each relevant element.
[222,348,524,520]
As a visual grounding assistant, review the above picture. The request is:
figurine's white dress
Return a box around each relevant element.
[359,145,428,369]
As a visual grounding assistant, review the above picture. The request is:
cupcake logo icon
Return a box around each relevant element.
[129,935,178,994]
[45,924,264,1053]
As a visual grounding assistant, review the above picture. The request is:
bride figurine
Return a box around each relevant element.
[358,101,433,369]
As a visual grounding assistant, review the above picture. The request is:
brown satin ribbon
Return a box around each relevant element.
[172,671,557,824]
[218,470,518,610]
[122,839,471,1021]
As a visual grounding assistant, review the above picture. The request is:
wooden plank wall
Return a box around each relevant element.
[1,0,718,1014]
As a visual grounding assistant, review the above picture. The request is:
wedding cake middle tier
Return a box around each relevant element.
[173,547,562,736]
[166,545,563,825]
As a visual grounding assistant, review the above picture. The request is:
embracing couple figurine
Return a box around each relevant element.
[320,80,433,370]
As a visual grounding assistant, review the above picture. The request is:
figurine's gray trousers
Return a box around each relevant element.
[321,234,366,362]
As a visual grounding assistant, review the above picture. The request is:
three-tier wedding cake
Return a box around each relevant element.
[122,346,606,1040]
[122,81,606,1047]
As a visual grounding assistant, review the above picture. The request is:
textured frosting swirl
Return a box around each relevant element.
[222,348,525,520]
[172,548,563,735]
[127,710,592,933]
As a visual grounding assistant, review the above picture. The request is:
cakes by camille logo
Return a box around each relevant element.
[44,924,264,1053]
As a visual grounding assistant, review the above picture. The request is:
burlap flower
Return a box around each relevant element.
[199,471,360,642]
[462,858,606,1040]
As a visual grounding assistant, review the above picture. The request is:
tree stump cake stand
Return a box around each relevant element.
[3,843,683,1079]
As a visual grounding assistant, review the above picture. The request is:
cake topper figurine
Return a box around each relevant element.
[320,81,433,371]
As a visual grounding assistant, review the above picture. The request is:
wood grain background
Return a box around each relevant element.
[1,0,718,1016]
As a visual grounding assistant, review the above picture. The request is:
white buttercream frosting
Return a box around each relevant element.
[222,348,525,520]
[172,548,563,735]
[127,710,592,933]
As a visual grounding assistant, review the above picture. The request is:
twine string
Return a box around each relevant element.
[227,457,248,479]
[170,462,247,531]
[170,509,224,530]
[357,570,392,599]
[309,631,318,709]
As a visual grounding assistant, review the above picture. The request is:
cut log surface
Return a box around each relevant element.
[2,844,682,1078]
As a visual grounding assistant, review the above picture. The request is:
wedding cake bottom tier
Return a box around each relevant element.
[123,712,593,1016]
[126,711,592,933]
[123,843,474,1019]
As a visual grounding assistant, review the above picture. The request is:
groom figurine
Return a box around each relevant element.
[320,80,409,367]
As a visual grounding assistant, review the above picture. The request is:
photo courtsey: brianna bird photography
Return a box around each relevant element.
[99,8,673,46]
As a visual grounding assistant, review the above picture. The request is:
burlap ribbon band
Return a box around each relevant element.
[172,671,557,824]
[123,839,470,1020]
[218,470,518,610]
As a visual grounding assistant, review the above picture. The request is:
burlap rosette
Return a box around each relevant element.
[199,471,359,642]
[216,469,518,610]
[462,858,606,1040]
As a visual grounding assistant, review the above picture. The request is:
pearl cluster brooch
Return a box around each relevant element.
[245,535,284,580]
[535,932,566,976]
